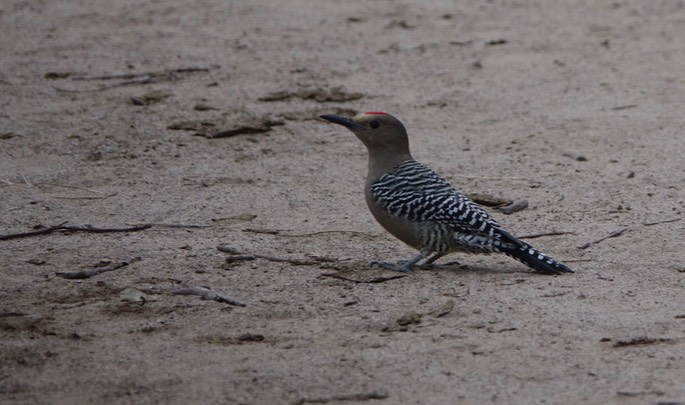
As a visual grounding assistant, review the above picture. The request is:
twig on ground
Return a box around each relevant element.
[242,228,281,235]
[35,182,117,199]
[578,228,629,250]
[555,216,679,250]
[225,255,257,263]
[172,286,246,307]
[70,67,210,82]
[54,67,212,91]
[318,265,407,283]
[252,254,320,266]
[241,228,378,240]
[61,224,153,234]
[217,245,335,266]
[126,222,214,229]
[611,104,638,111]
[19,173,33,186]
[56,257,141,279]
[282,230,378,239]
[0,221,69,241]
[450,173,541,182]
[302,390,390,404]
[301,389,389,403]
[642,218,681,226]
[1,179,117,199]
[518,231,574,240]
[561,258,593,263]
[35,182,106,194]
[53,193,118,200]
[0,222,152,241]
[0,173,34,186]
[612,337,672,348]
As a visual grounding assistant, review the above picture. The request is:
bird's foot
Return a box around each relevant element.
[438,260,461,269]
[371,261,414,273]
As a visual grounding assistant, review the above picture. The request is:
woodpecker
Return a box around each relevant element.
[320,112,573,275]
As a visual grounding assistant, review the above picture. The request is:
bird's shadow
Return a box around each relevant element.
[319,260,546,283]
[423,261,537,276]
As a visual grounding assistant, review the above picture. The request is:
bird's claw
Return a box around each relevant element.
[370,261,413,273]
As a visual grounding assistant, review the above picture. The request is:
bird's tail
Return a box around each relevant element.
[501,241,573,275]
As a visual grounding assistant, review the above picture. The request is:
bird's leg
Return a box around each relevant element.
[419,252,446,268]
[371,251,428,273]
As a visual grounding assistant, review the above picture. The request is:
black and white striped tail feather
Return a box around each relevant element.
[501,241,573,275]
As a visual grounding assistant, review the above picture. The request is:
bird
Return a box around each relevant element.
[320,112,573,275]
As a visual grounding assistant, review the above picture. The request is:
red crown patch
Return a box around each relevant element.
[364,111,388,115]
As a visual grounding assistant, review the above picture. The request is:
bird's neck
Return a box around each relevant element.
[365,149,414,185]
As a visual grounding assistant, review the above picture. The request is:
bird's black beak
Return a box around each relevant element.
[320,114,364,130]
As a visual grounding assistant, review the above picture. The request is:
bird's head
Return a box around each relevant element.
[320,112,410,156]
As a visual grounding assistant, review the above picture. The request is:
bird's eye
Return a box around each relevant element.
[369,120,380,129]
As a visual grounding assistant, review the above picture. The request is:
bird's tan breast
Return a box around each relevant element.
[364,187,423,250]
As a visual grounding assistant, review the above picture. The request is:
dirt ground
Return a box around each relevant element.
[2,0,685,404]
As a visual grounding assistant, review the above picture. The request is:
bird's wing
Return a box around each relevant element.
[371,161,510,240]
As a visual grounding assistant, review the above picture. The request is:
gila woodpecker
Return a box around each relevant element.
[320,112,573,275]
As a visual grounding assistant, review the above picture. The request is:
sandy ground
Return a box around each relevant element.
[2,0,685,404]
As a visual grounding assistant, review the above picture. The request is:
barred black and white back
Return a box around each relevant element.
[370,160,572,274]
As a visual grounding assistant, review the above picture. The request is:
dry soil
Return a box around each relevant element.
[2,1,685,404]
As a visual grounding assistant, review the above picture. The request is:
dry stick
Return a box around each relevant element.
[34,182,106,194]
[578,228,630,250]
[217,245,333,266]
[242,228,280,235]
[172,286,246,307]
[3,180,116,199]
[225,255,256,263]
[0,173,34,186]
[577,218,680,250]
[611,104,638,111]
[642,218,681,226]
[57,68,212,92]
[450,173,540,182]
[60,224,152,233]
[243,228,379,239]
[70,67,210,81]
[19,173,33,186]
[519,231,575,240]
[252,254,320,266]
[282,230,377,239]
[126,222,214,229]
[525,217,678,248]
[53,193,118,200]
[56,257,141,280]
[0,223,152,241]
[302,390,390,403]
[0,221,69,241]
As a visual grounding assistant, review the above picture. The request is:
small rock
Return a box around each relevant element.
[44,72,72,79]
[194,102,219,111]
[428,300,455,318]
[119,287,155,303]
[397,311,422,326]
[238,333,264,342]
[563,150,588,161]
[26,258,46,266]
